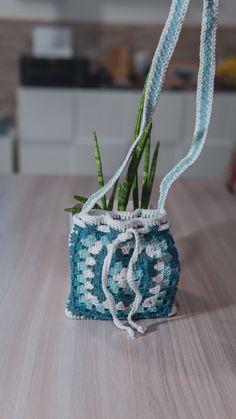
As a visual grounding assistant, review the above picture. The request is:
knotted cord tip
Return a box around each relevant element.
[127,328,135,338]
[137,325,146,334]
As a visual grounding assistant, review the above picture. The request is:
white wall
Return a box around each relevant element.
[0,0,57,19]
[0,0,236,25]
[57,0,236,25]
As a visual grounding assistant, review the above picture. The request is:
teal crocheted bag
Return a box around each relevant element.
[66,0,219,337]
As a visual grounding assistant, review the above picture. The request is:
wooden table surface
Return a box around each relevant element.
[0,175,236,419]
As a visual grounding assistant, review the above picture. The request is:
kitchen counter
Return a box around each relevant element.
[0,175,236,419]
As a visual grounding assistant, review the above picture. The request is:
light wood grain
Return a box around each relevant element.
[0,175,236,419]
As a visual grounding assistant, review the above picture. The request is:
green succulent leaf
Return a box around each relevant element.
[133,82,146,140]
[132,176,139,210]
[108,179,119,211]
[67,74,160,214]
[132,79,148,209]
[64,207,81,214]
[143,136,151,185]
[73,195,87,203]
[118,122,152,211]
[93,132,107,210]
[141,136,151,208]
[143,141,160,208]
[117,181,127,211]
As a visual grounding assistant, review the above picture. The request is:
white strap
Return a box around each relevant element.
[81,0,190,214]
[82,0,218,214]
[158,0,219,212]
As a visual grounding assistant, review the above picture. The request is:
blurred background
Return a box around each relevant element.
[0,0,236,187]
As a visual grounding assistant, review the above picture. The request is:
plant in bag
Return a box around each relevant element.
[65,0,219,337]
[64,82,160,214]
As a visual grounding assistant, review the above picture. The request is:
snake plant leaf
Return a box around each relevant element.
[73,194,86,202]
[118,121,152,211]
[140,183,149,209]
[140,135,151,208]
[64,207,81,214]
[117,181,128,211]
[132,79,147,208]
[108,179,119,211]
[132,176,139,210]
[143,136,151,185]
[143,141,160,208]
[73,195,102,209]
[93,132,107,210]
[133,82,146,140]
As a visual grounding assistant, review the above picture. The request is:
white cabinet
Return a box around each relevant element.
[17,88,236,177]
[0,130,14,173]
[152,93,185,144]
[19,143,76,174]
[76,90,135,145]
[18,88,76,143]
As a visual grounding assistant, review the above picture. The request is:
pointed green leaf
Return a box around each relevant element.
[107,179,119,211]
[132,176,139,210]
[133,81,147,140]
[64,207,81,214]
[118,122,152,211]
[140,136,151,208]
[144,141,160,208]
[143,136,150,184]
[117,181,128,211]
[73,195,87,203]
[132,78,148,209]
[93,132,107,210]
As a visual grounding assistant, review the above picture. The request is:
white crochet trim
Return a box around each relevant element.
[97,225,110,233]
[65,303,177,320]
[73,208,169,232]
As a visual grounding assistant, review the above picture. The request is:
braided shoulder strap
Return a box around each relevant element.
[82,0,218,215]
[158,0,218,212]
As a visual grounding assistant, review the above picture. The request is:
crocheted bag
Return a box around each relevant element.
[66,0,218,337]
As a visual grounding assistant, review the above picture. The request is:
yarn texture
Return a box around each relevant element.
[66,211,180,331]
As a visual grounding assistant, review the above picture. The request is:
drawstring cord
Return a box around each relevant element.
[101,228,148,338]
